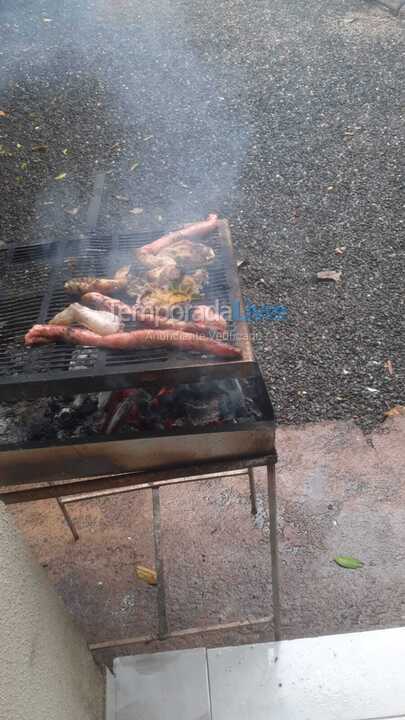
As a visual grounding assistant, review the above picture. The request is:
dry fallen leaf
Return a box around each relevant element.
[384,359,394,376]
[0,144,13,157]
[54,172,66,181]
[115,195,129,202]
[129,207,144,215]
[317,270,342,283]
[384,406,405,419]
[135,565,157,585]
[64,207,80,216]
[335,246,346,255]
[32,144,48,153]
[0,110,9,118]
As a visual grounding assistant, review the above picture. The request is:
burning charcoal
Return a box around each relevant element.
[75,395,98,417]
[28,418,57,442]
[72,394,86,409]
[105,395,136,434]
[47,398,63,414]
[184,397,222,426]
[56,407,78,430]
[217,379,247,421]
[98,391,112,411]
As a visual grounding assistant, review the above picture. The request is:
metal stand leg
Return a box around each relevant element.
[152,487,169,639]
[56,498,79,542]
[267,463,281,641]
[248,467,258,516]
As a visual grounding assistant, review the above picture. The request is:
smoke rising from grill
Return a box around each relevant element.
[0,0,250,244]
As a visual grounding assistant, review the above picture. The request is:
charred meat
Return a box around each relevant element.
[25,324,240,358]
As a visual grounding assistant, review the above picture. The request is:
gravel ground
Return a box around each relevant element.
[0,0,404,431]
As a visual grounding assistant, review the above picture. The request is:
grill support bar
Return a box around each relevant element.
[2,456,281,651]
[152,486,169,640]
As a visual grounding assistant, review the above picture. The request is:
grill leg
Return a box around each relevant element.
[248,467,258,516]
[152,487,169,639]
[267,462,281,641]
[56,498,79,542]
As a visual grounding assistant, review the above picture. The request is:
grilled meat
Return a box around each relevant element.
[49,303,122,336]
[25,324,240,358]
[138,214,218,256]
[146,264,182,286]
[162,240,215,271]
[64,266,130,295]
[82,292,227,337]
[192,305,227,333]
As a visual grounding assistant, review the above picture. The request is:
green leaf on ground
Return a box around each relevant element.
[130,161,139,171]
[54,172,66,180]
[334,556,364,569]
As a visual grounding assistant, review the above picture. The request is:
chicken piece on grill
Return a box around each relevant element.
[138,214,218,256]
[178,269,209,297]
[160,240,215,272]
[65,266,130,295]
[146,263,182,286]
[49,303,122,336]
[136,240,214,274]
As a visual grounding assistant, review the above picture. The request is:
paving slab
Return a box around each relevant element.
[208,629,405,720]
[114,648,211,720]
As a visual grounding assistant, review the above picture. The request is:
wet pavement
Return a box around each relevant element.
[0,0,404,430]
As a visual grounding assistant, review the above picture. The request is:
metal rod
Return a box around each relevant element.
[0,456,276,504]
[152,487,169,639]
[56,498,79,542]
[61,469,249,504]
[89,615,272,652]
[86,172,105,230]
[267,463,281,641]
[248,467,257,516]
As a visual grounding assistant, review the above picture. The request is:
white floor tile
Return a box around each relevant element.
[207,628,405,720]
[114,648,211,720]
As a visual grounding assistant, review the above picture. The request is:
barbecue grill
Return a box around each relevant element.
[0,220,254,401]
[0,175,281,650]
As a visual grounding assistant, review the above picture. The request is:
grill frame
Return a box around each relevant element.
[0,372,275,487]
[0,220,255,401]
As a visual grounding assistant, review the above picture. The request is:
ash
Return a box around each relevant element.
[0,379,263,447]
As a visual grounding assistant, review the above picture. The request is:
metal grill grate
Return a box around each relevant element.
[0,222,254,400]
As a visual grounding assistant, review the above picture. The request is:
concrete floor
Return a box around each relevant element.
[10,414,405,664]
